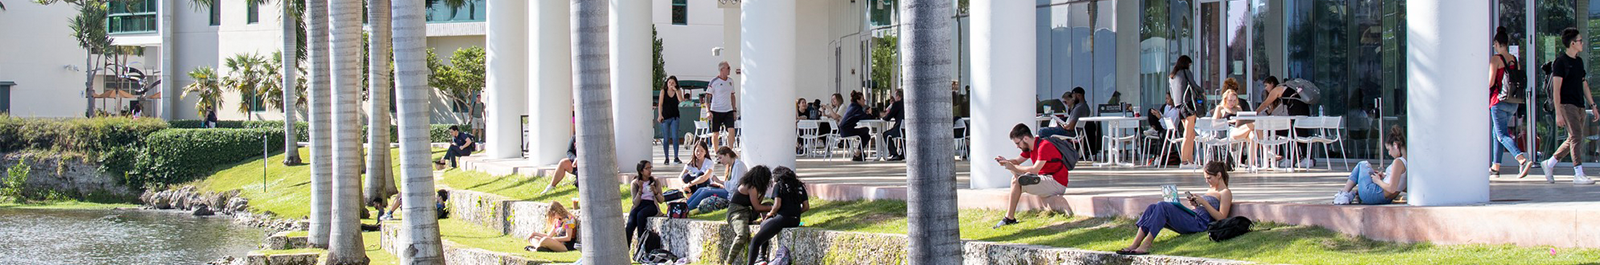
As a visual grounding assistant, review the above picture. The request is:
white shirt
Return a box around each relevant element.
[723,159,746,191]
[682,158,716,183]
[709,77,736,112]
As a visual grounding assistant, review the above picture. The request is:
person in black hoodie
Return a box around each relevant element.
[878,89,906,161]
[839,91,876,161]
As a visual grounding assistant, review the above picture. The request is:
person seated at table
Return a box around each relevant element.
[1040,87,1090,140]
[840,91,876,161]
[993,123,1073,228]
[1334,125,1407,205]
[525,202,579,252]
[1117,161,1233,255]
[879,89,907,161]
[682,141,730,210]
[1211,79,1260,165]
[797,98,813,154]
[820,93,845,135]
[1256,76,1313,167]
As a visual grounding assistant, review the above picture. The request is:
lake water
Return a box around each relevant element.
[0,208,266,265]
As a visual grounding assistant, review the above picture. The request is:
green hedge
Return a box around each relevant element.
[133,128,286,187]
[169,119,466,143]
[0,116,168,154]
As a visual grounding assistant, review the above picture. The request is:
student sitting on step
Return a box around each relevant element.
[525,202,578,253]
[1333,125,1407,205]
[992,123,1074,229]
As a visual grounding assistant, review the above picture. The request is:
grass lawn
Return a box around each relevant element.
[438,218,581,263]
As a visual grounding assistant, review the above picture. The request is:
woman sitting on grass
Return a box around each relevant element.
[525,202,578,252]
[1333,125,1407,205]
[681,140,730,210]
[748,166,810,265]
[1118,161,1233,255]
[724,165,773,264]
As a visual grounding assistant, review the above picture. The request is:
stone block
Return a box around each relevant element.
[243,250,323,265]
[263,231,311,250]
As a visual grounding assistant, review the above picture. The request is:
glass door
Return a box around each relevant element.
[1195,0,1254,104]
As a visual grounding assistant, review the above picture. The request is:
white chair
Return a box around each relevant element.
[1252,117,1295,172]
[953,118,970,160]
[1153,118,1185,168]
[1307,116,1350,170]
[1290,116,1324,170]
[1102,119,1143,166]
[797,120,825,158]
[1195,118,1241,170]
[1051,116,1091,160]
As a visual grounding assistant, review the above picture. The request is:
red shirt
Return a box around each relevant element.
[1019,138,1070,186]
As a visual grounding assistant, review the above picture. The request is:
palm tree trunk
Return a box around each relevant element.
[572,0,627,263]
[327,0,369,262]
[365,0,397,204]
[392,0,444,262]
[282,1,303,166]
[901,0,962,263]
[305,0,333,248]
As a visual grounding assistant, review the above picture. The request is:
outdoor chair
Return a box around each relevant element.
[797,120,827,157]
[1050,115,1091,160]
[1102,119,1142,166]
[1195,118,1242,171]
[1154,118,1185,168]
[1251,117,1295,172]
[954,118,970,160]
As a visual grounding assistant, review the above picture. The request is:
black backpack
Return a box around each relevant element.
[1207,216,1253,242]
[1498,55,1528,104]
[1040,135,1081,171]
[633,229,676,263]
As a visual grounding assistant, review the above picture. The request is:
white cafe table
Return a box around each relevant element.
[855,120,895,160]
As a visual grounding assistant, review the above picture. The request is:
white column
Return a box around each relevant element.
[1405,0,1490,206]
[739,0,797,169]
[159,0,176,120]
[486,0,529,159]
[969,0,1036,189]
[528,0,574,166]
[610,0,652,172]
[723,4,741,83]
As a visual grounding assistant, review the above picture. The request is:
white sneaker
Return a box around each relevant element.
[1179,163,1201,169]
[1542,159,1557,183]
[1576,173,1596,185]
[1300,158,1314,168]
[1332,192,1353,205]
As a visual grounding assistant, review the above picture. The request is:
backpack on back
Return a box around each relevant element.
[1207,216,1254,242]
[1498,55,1528,104]
[1041,135,1081,171]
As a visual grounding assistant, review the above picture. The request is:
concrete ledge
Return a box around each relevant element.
[262,231,310,250]
[378,221,548,265]
[243,249,323,265]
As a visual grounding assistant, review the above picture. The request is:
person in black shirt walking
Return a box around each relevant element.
[1542,27,1599,185]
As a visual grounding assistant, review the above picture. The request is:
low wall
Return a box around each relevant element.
[377,221,547,265]
[0,152,138,199]
[441,187,1250,265]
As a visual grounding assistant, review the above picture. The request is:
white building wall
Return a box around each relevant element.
[0,4,105,118]
[653,0,726,85]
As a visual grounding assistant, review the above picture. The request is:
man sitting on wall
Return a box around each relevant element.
[435,125,477,168]
[993,123,1073,229]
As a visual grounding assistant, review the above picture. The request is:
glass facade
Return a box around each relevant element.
[1035,0,1117,113]
[426,0,485,23]
[108,0,159,34]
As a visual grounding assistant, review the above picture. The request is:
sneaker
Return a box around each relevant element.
[1178,163,1201,169]
[1542,159,1557,183]
[1332,192,1352,205]
[992,218,1019,229]
[1300,158,1314,168]
[1576,173,1596,185]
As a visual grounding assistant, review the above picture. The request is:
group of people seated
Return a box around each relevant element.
[800,89,907,161]
[991,121,1407,254]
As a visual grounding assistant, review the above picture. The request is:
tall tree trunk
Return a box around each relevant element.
[282,2,303,165]
[572,0,628,263]
[85,50,96,117]
[365,0,398,203]
[305,0,333,248]
[328,0,369,263]
[392,0,445,262]
[901,0,961,263]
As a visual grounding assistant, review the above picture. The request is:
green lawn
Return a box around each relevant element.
[197,150,1600,264]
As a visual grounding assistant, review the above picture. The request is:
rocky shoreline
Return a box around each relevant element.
[140,186,307,265]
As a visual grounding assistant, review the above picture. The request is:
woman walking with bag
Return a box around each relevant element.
[1488,27,1533,178]
[1169,56,1203,169]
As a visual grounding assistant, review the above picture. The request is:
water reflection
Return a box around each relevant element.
[0,208,265,265]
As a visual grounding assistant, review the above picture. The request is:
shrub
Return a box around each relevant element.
[170,119,467,143]
[2,157,28,200]
[0,115,167,154]
[134,128,286,187]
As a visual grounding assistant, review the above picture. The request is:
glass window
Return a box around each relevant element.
[247,0,259,24]
[108,0,158,34]
[0,84,10,114]
[426,0,486,23]
[672,0,688,25]
[210,2,221,26]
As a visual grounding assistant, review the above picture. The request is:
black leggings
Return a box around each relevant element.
[747,214,800,265]
[624,202,659,244]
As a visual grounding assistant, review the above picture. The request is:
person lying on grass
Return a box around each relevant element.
[1118,161,1233,255]
[525,202,578,252]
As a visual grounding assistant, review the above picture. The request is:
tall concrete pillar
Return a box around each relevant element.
[610,0,652,172]
[969,0,1036,189]
[737,0,797,169]
[529,0,575,166]
[1405,0,1489,206]
[159,0,176,120]
[486,0,529,159]
[723,3,741,85]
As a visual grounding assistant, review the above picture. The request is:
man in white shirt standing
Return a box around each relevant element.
[708,61,739,151]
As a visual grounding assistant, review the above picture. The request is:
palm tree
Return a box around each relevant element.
[391,0,444,262]
[305,0,334,248]
[572,0,627,263]
[182,66,224,117]
[364,0,398,205]
[223,53,270,115]
[900,0,961,263]
[69,1,110,117]
[260,52,307,113]
[281,0,304,165]
[326,0,368,262]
